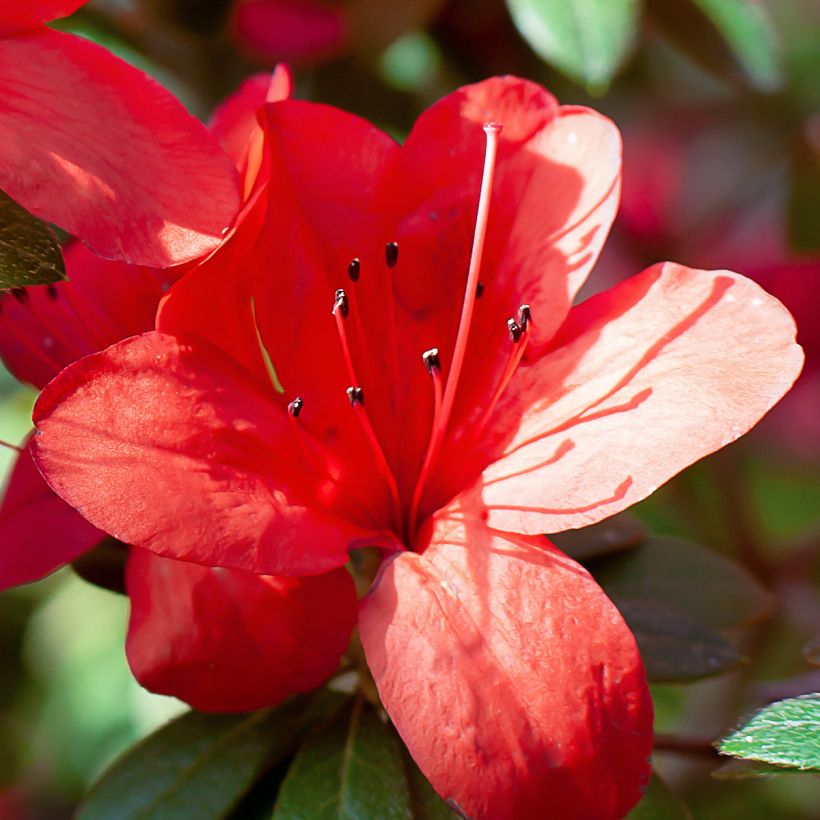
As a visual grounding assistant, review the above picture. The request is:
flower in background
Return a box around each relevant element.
[231,0,445,65]
[30,76,803,818]
[0,0,238,265]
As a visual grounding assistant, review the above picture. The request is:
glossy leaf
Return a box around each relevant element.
[718,695,820,771]
[591,537,774,629]
[506,0,639,92]
[626,772,691,819]
[0,190,65,289]
[548,513,645,563]
[78,700,311,820]
[274,699,411,819]
[646,0,783,91]
[617,598,742,681]
[712,758,811,780]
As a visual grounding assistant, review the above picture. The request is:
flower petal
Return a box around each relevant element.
[0,242,174,389]
[0,438,103,590]
[461,263,804,534]
[126,548,356,712]
[0,29,239,265]
[359,513,652,820]
[32,332,369,575]
[0,0,85,34]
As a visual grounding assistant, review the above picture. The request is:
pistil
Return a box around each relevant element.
[408,122,502,529]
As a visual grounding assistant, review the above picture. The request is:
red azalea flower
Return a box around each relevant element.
[0,0,239,265]
[32,77,802,818]
[0,67,354,711]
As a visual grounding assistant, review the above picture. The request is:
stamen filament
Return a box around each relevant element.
[409,123,502,527]
[409,349,443,543]
[333,290,358,387]
[346,386,404,531]
[477,319,531,432]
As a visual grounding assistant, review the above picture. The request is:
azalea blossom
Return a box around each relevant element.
[0,0,238,264]
[30,77,802,818]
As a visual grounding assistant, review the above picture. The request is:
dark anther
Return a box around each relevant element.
[11,288,29,305]
[348,257,361,282]
[46,283,59,300]
[288,397,304,417]
[385,241,399,268]
[476,282,485,299]
[507,318,522,343]
[346,386,364,406]
[422,347,441,375]
[517,304,531,331]
[333,288,349,318]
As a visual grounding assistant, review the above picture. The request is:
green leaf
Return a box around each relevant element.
[591,537,774,630]
[626,772,691,818]
[274,699,413,819]
[403,749,459,819]
[548,513,646,563]
[712,757,812,780]
[506,0,640,92]
[718,694,820,771]
[0,190,65,290]
[78,700,311,820]
[617,598,743,681]
[646,0,783,91]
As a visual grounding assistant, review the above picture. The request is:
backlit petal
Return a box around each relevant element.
[126,549,356,712]
[0,439,103,590]
[359,513,652,820]
[32,332,370,576]
[463,263,803,534]
[0,30,239,265]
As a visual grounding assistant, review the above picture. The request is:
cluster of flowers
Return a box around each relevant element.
[0,2,803,818]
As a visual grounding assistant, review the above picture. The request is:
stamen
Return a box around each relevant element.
[477,312,532,432]
[409,122,503,526]
[333,290,359,389]
[385,241,399,268]
[348,258,361,282]
[332,288,349,319]
[422,347,441,375]
[288,396,303,417]
[476,282,485,299]
[346,385,364,405]
[409,348,444,540]
[517,304,531,331]
[346,385,403,530]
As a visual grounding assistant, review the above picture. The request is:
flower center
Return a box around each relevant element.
[284,122,533,547]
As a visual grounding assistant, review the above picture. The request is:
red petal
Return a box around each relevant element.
[0,241,174,389]
[209,66,292,182]
[462,263,804,534]
[0,30,239,265]
[359,514,652,820]
[0,0,85,33]
[0,438,103,590]
[126,548,356,712]
[32,332,369,575]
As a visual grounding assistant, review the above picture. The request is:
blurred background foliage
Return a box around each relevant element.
[1,0,819,816]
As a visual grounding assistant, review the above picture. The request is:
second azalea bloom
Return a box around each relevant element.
[32,77,802,819]
[0,0,239,265]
